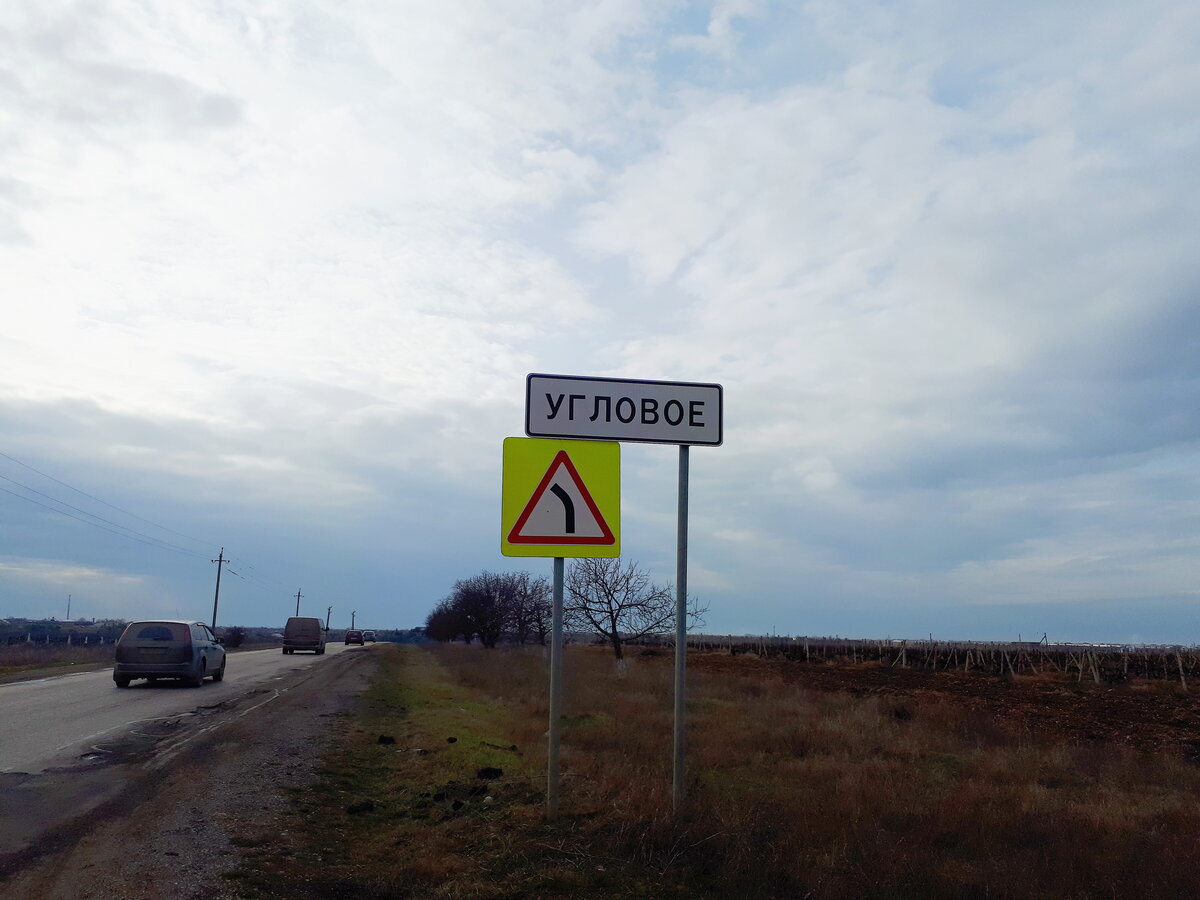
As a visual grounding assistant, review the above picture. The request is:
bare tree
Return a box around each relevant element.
[424,599,465,642]
[564,558,706,660]
[448,571,515,648]
[424,570,553,647]
[527,580,552,646]
[505,571,552,645]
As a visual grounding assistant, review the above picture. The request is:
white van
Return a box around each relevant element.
[282,616,326,654]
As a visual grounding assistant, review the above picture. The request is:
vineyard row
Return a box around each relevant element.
[675,635,1199,686]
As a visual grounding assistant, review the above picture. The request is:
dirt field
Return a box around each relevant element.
[689,650,1200,758]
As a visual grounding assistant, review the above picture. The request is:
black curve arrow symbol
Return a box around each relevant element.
[549,484,576,534]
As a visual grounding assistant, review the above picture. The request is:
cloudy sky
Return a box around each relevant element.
[2,1,1198,643]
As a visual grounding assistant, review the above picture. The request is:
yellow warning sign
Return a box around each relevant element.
[501,438,620,558]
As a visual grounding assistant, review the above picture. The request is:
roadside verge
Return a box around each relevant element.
[0,646,378,898]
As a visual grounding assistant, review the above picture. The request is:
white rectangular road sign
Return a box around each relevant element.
[526,373,723,446]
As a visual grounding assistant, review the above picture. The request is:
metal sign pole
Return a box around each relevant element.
[518,374,721,813]
[547,556,565,819]
[672,444,689,810]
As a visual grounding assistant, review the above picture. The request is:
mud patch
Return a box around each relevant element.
[0,691,269,875]
[0,767,137,874]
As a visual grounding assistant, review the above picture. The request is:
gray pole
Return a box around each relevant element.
[211,548,225,631]
[352,610,357,629]
[673,444,689,810]
[547,556,564,819]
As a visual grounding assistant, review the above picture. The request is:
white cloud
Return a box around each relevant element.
[1,1,632,508]
[671,0,766,59]
[2,1,1198,638]
[0,557,143,585]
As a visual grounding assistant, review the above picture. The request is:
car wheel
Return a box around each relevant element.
[114,675,131,688]
[188,660,206,687]
[212,658,226,682]
[317,647,325,655]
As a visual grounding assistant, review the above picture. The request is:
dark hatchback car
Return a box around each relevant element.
[344,629,365,646]
[113,620,226,688]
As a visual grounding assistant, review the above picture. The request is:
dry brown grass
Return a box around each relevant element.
[0,642,114,678]
[431,643,1200,899]
[0,640,281,682]
[232,643,1200,899]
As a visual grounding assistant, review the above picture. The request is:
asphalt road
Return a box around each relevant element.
[0,643,363,775]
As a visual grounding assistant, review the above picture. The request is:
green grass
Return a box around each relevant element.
[226,644,670,899]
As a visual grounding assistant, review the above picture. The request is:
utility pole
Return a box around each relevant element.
[294,588,303,617]
[211,548,225,631]
[325,606,332,631]
[351,610,356,629]
[66,594,71,621]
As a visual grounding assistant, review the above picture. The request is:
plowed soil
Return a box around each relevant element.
[688,651,1200,759]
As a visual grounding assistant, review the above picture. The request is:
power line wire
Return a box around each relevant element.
[227,555,292,591]
[0,486,206,557]
[0,471,203,556]
[0,449,294,593]
[223,566,280,592]
[0,449,217,549]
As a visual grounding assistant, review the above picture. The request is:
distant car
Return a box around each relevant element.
[282,616,326,655]
[363,630,376,643]
[345,629,364,645]
[113,620,226,688]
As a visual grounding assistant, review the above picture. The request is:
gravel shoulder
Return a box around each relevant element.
[0,646,379,900]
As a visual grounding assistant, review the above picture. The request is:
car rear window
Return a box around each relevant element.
[128,623,189,642]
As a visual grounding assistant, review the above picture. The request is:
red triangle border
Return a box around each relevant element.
[507,450,616,545]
